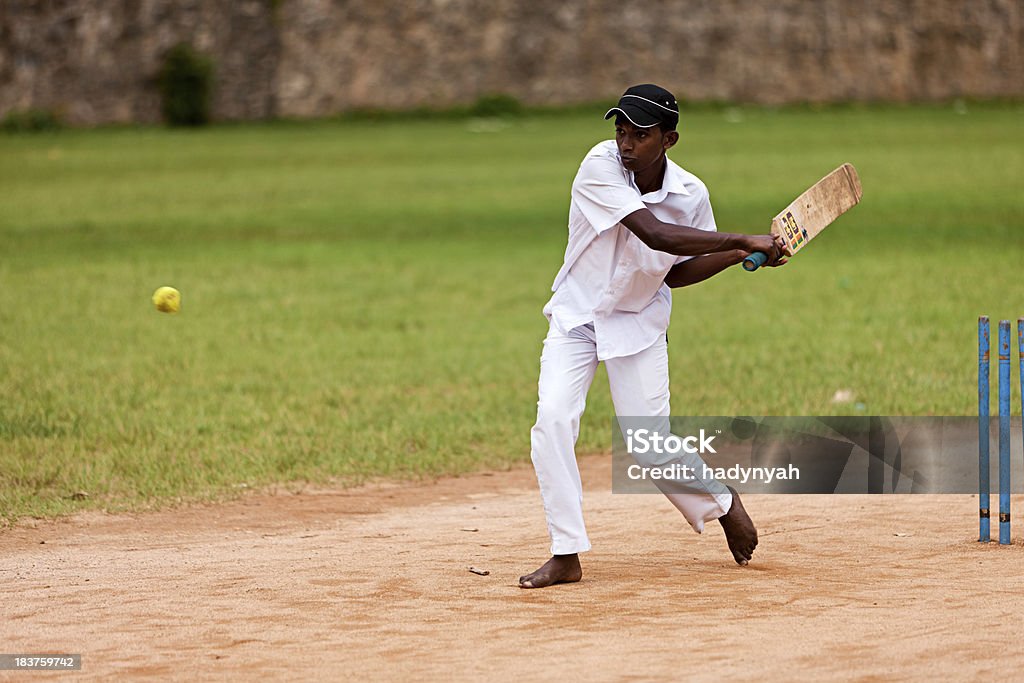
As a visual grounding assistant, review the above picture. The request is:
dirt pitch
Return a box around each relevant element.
[1,455,1021,681]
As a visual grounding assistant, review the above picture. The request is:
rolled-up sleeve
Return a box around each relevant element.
[571,153,646,236]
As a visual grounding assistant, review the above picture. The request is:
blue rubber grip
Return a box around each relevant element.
[742,252,768,271]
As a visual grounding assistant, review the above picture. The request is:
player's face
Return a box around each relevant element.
[614,118,676,174]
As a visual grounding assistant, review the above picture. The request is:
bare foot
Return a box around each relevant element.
[718,487,758,565]
[518,554,582,589]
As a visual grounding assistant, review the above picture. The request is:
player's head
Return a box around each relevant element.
[604,84,679,134]
[606,84,679,173]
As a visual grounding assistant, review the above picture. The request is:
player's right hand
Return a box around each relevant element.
[741,234,783,263]
[764,234,788,267]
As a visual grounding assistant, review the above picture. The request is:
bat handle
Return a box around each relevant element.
[742,252,768,271]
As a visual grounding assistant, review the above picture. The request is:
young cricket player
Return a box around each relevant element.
[520,84,786,589]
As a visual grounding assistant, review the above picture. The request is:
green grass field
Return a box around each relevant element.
[2,103,1022,522]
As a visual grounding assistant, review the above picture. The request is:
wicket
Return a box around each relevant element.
[979,317,989,541]
[978,316,1024,545]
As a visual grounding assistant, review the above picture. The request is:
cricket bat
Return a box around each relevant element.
[743,163,863,271]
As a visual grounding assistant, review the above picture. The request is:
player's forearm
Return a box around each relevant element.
[650,228,751,256]
[621,209,754,256]
[664,250,745,288]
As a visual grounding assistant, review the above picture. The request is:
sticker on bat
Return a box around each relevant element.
[782,219,795,241]
[786,212,804,247]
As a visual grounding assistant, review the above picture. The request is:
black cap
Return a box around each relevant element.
[604,84,679,129]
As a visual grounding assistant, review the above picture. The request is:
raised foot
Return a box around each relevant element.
[718,486,758,566]
[519,554,582,589]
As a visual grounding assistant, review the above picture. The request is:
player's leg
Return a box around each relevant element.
[604,334,757,564]
[520,323,599,588]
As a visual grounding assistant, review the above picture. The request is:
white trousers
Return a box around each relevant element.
[530,322,733,555]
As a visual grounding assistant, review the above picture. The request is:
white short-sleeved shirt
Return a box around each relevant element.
[543,140,717,360]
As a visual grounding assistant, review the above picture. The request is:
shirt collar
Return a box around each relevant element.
[660,159,691,196]
[631,157,691,200]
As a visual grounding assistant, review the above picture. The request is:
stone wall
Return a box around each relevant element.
[0,0,278,123]
[1,0,1021,125]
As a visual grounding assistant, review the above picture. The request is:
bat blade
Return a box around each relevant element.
[743,163,862,271]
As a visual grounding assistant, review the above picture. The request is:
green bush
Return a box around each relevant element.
[469,93,523,118]
[157,43,214,126]
[1,108,63,133]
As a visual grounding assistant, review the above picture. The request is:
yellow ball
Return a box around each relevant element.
[152,286,181,313]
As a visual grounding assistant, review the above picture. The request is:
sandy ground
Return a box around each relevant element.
[1,455,1021,681]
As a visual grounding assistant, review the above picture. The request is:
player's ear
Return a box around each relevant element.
[663,131,679,150]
